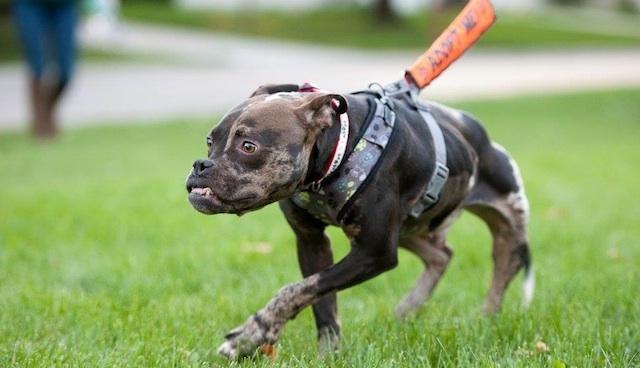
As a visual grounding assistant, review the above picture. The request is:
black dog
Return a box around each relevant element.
[186,83,533,359]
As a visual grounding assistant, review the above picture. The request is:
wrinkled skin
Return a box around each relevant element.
[186,90,347,216]
[185,84,532,359]
[188,94,310,214]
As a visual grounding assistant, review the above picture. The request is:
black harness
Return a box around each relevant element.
[292,82,449,224]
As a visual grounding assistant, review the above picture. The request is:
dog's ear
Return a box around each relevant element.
[295,93,348,131]
[250,83,300,97]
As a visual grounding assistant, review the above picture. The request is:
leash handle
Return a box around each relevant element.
[406,0,496,89]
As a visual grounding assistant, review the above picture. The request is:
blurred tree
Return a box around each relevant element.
[120,0,172,3]
[550,0,585,4]
[1,0,11,14]
[618,0,639,12]
[431,0,466,9]
[373,0,397,23]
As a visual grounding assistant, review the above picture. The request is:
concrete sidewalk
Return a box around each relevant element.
[2,22,640,131]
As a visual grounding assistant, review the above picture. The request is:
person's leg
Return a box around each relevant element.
[12,1,49,137]
[41,1,78,137]
[51,1,77,90]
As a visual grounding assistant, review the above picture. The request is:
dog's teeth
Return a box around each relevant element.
[190,187,215,197]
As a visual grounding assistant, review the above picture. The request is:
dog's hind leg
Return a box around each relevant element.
[464,143,532,314]
[394,211,459,318]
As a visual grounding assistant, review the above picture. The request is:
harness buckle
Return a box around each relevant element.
[384,106,396,127]
[411,162,449,218]
[382,79,416,97]
[434,162,450,181]
[409,203,425,218]
[424,163,449,202]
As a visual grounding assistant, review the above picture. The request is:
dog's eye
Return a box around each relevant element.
[241,141,257,154]
[206,137,213,147]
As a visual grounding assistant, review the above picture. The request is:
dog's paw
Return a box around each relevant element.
[217,315,278,360]
[394,300,416,320]
[318,326,340,357]
[217,339,241,360]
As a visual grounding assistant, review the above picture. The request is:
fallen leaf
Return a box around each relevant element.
[240,242,273,254]
[607,247,621,260]
[545,207,569,220]
[535,340,550,353]
[260,343,277,361]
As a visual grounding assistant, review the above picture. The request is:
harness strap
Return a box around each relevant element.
[293,80,449,223]
[410,107,449,218]
[369,79,449,218]
[291,97,393,224]
[382,79,450,218]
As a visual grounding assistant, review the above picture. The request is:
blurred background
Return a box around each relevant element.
[0,0,639,366]
[1,0,639,129]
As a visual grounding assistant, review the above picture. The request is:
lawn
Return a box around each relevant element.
[1,89,639,367]
[121,3,640,50]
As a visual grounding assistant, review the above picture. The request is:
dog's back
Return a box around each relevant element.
[391,98,533,316]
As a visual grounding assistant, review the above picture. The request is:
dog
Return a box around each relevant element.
[185,83,533,359]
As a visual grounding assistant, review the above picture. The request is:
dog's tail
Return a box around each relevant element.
[521,243,535,308]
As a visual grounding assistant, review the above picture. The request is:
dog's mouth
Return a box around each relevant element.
[187,184,259,215]
[187,185,243,202]
[189,186,218,200]
[187,185,224,213]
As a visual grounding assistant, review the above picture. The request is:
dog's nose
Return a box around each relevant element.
[192,159,214,175]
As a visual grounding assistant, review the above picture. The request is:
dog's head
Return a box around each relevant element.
[186,90,347,215]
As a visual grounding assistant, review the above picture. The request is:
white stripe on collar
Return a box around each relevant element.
[312,109,349,189]
[325,111,350,177]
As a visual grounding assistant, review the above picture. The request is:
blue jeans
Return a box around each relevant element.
[13,0,78,86]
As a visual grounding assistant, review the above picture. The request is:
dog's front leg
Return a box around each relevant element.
[280,199,341,354]
[295,230,340,355]
[218,214,400,359]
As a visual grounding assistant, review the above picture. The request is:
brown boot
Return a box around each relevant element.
[29,79,50,139]
[39,82,65,139]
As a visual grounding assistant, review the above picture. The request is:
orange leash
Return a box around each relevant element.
[406,0,496,89]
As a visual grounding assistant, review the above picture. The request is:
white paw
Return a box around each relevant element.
[217,315,278,360]
[217,340,238,359]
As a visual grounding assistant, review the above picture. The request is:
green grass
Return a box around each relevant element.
[1,89,639,367]
[122,3,640,50]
